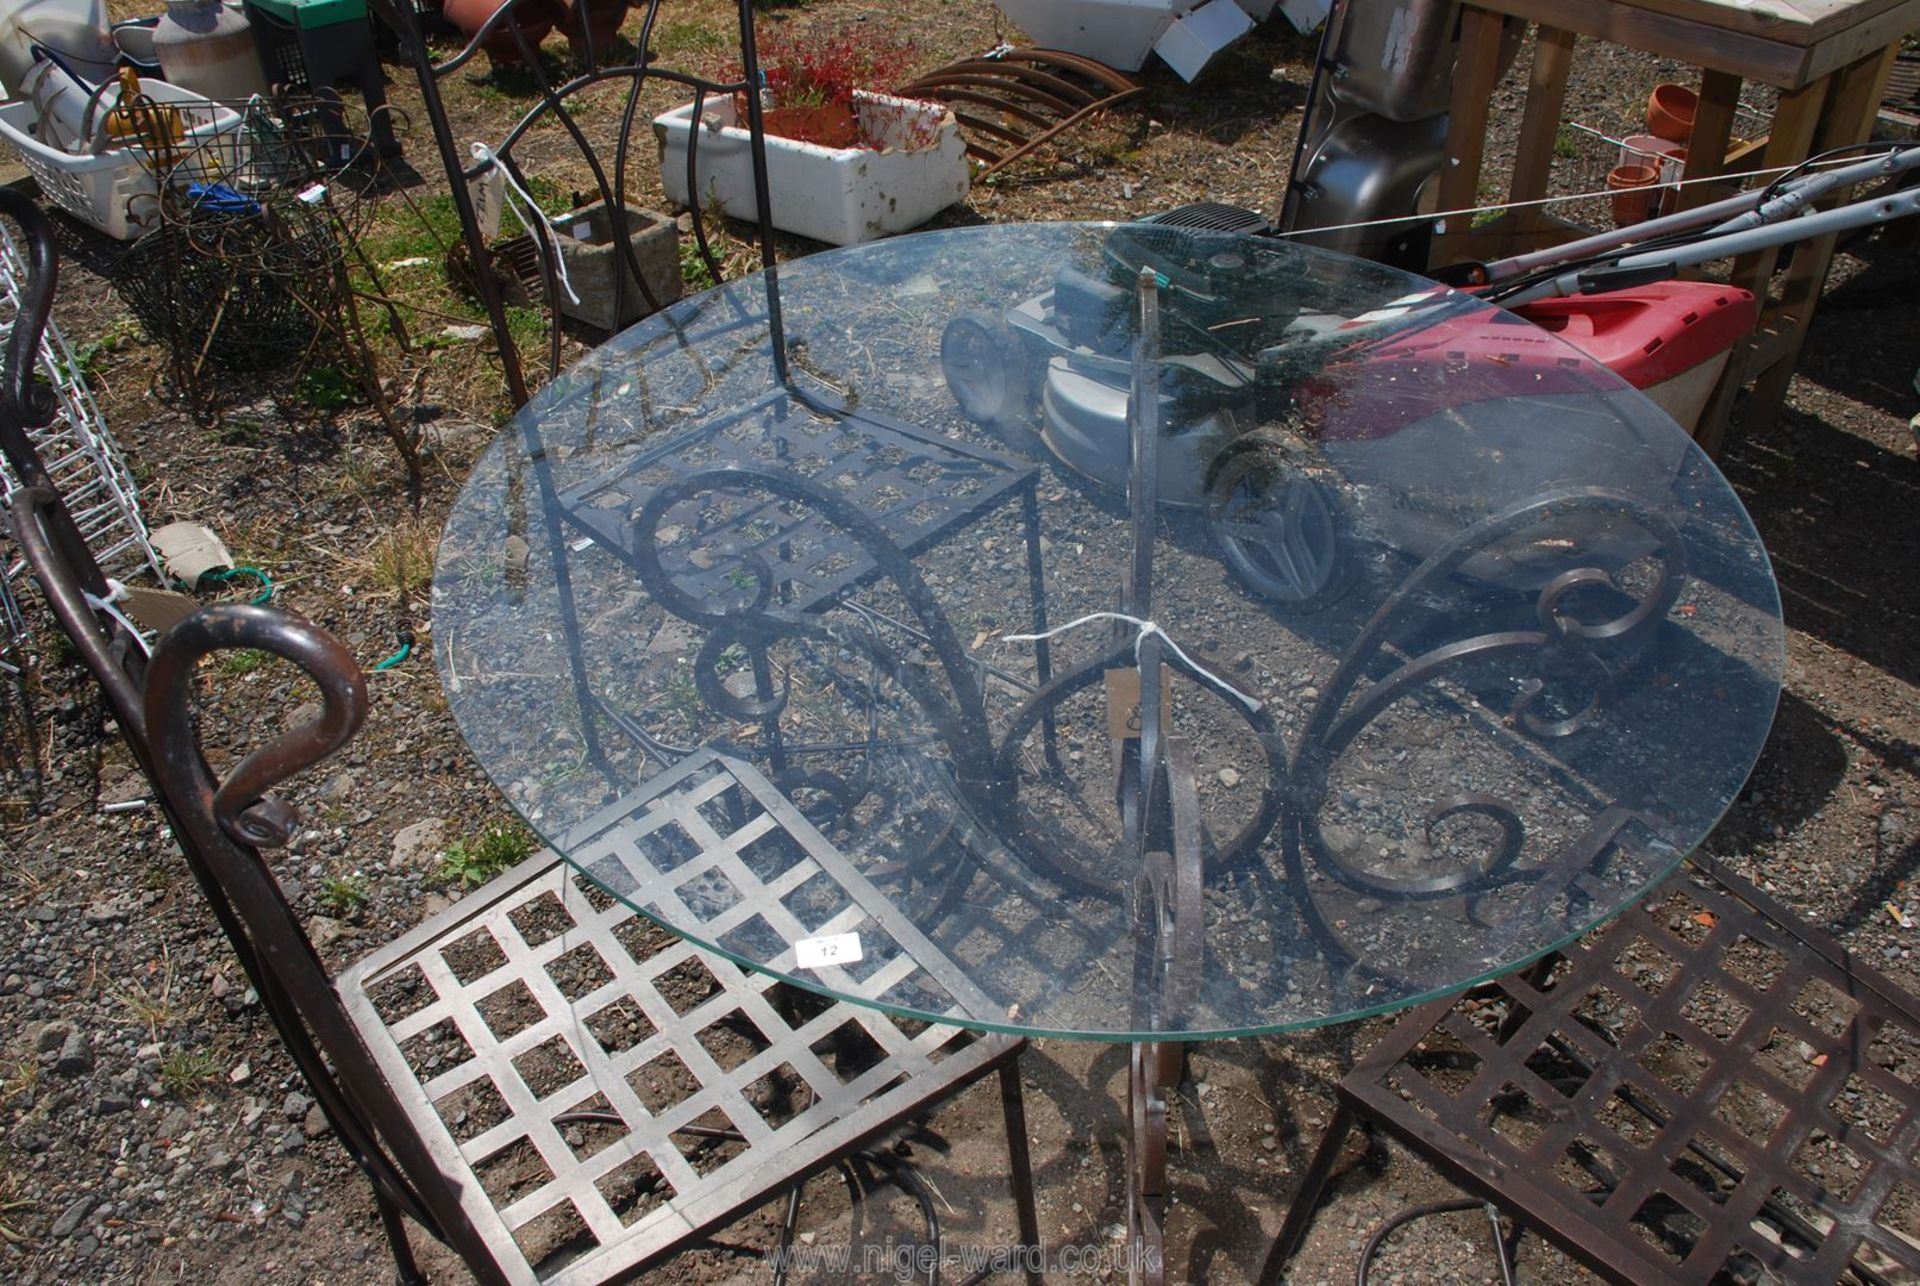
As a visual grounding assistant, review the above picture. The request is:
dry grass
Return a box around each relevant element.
[0,1164,30,1246]
[0,1058,35,1108]
[363,515,441,603]
[108,947,195,1040]
[0,853,50,909]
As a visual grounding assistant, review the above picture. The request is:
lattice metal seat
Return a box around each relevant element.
[342,750,1037,1283]
[558,390,1036,616]
[1270,860,1920,1284]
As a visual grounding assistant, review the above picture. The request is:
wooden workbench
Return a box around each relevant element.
[1433,0,1917,454]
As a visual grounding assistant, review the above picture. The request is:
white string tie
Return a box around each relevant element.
[471,143,581,305]
[83,578,151,657]
[1001,611,1262,714]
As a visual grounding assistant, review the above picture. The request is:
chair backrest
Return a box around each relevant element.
[377,0,780,407]
[0,189,504,1278]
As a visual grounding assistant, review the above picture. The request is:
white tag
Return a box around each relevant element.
[297,183,327,204]
[468,142,504,240]
[571,221,591,240]
[795,932,862,969]
[1346,306,1410,326]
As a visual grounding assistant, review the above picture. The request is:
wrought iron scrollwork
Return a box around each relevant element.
[612,460,1005,905]
[1282,486,1688,963]
[985,638,1287,895]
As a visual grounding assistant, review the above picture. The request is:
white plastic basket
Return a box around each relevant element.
[0,83,239,240]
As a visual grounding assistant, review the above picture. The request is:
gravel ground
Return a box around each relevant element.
[1,7,1917,1285]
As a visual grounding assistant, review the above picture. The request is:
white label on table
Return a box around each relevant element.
[795,932,863,969]
[1346,306,1410,326]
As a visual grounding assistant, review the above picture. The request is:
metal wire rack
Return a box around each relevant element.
[1540,98,1777,233]
[111,96,375,388]
[0,219,162,585]
[0,571,25,663]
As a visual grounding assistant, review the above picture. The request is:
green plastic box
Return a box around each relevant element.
[245,0,367,30]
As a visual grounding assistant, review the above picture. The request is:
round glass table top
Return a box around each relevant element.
[432,222,1784,1040]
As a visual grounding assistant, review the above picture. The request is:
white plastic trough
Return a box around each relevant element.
[654,92,970,248]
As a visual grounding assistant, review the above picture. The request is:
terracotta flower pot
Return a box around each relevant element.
[1619,133,1683,170]
[1620,134,1687,215]
[559,0,630,59]
[444,0,560,66]
[1608,162,1660,227]
[1647,83,1697,143]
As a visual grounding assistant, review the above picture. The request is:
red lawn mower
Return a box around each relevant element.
[940,143,1920,610]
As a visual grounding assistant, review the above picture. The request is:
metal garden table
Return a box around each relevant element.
[432,222,1785,1281]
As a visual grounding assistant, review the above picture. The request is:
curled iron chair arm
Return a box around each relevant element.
[0,187,59,449]
[140,604,477,1252]
[143,603,369,846]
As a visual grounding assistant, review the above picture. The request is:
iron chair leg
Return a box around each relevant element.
[1260,1102,1358,1285]
[377,1189,429,1286]
[997,1059,1045,1286]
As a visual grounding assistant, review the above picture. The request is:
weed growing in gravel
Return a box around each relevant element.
[319,873,371,916]
[364,518,439,602]
[110,949,191,1039]
[680,234,717,292]
[159,1048,220,1097]
[0,1059,36,1106]
[214,648,271,677]
[0,1167,29,1246]
[60,318,139,390]
[663,672,703,722]
[296,363,363,411]
[436,821,538,888]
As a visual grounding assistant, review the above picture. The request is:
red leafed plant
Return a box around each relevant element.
[729,24,928,149]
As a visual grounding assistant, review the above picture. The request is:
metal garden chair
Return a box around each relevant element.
[1266,857,1920,1285]
[381,0,1057,822]
[0,188,1040,1283]
[376,0,781,408]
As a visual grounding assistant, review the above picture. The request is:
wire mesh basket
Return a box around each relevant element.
[1537,98,1776,232]
[111,96,376,381]
[1550,123,1688,230]
[113,224,324,375]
